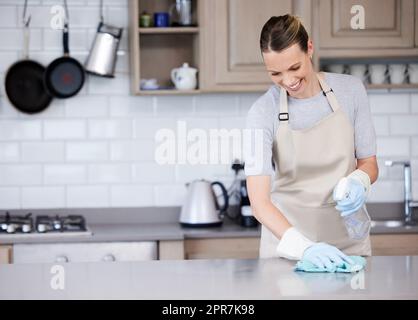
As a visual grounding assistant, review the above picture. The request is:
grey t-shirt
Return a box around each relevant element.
[244,72,377,176]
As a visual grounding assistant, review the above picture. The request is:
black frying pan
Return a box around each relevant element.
[5,60,52,114]
[44,21,85,99]
[5,11,52,114]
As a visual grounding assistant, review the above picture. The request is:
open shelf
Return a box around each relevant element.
[366,83,418,90]
[129,0,201,95]
[138,89,201,95]
[139,27,199,34]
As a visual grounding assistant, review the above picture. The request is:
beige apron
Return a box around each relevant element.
[259,73,371,258]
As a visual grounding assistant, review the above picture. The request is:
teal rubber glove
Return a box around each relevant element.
[302,243,354,270]
[333,178,367,217]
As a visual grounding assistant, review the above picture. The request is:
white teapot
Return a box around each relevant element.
[171,62,197,90]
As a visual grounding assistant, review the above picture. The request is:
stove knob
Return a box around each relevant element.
[22,224,31,233]
[7,224,15,233]
[37,224,46,233]
[55,255,69,263]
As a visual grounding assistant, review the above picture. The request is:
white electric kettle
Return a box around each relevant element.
[171,62,198,90]
[180,179,229,227]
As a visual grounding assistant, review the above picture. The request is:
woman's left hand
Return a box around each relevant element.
[333,178,367,217]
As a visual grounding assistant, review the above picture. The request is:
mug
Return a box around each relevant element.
[327,64,345,74]
[348,64,368,83]
[369,64,388,84]
[140,78,159,90]
[154,12,170,27]
[408,63,418,84]
[388,64,407,85]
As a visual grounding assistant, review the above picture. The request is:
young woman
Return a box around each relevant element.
[245,14,378,269]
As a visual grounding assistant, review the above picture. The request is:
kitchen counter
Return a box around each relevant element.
[0,220,261,244]
[0,256,417,299]
[1,203,417,244]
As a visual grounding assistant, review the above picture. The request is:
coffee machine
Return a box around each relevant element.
[231,160,258,228]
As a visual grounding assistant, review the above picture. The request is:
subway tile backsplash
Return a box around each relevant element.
[0,0,417,209]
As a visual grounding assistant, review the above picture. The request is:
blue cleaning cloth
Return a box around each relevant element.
[294,256,366,273]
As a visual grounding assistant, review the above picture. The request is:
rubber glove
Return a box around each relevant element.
[333,169,371,217]
[276,227,354,270]
[302,243,354,270]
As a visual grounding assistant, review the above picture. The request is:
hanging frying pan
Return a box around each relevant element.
[44,0,85,99]
[5,2,52,114]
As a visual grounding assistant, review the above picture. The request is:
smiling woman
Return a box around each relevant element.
[259,15,319,99]
[244,14,379,271]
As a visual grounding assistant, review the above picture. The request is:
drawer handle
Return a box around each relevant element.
[102,254,116,262]
[55,255,69,263]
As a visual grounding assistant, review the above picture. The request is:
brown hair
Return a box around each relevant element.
[260,14,308,53]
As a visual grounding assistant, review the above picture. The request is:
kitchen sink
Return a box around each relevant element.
[370,219,418,234]
[370,220,406,228]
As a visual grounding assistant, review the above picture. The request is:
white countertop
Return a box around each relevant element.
[1,256,417,299]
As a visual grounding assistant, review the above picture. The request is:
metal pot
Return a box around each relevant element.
[84,0,123,78]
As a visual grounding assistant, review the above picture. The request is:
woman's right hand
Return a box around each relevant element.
[302,243,354,269]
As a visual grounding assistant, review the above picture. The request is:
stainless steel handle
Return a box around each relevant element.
[102,254,116,262]
[55,255,69,263]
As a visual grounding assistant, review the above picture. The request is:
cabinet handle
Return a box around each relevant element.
[55,255,69,263]
[102,254,116,262]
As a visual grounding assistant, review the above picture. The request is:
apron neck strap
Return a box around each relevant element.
[278,72,340,122]
[316,73,339,112]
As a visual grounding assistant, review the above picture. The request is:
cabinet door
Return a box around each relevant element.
[370,234,418,256]
[416,0,418,47]
[0,246,12,264]
[13,242,158,264]
[201,0,311,91]
[318,0,415,49]
[184,237,260,259]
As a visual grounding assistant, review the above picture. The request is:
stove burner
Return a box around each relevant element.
[0,212,87,234]
[36,215,87,233]
[0,212,33,234]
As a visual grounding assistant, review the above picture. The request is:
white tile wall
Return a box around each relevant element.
[21,186,65,208]
[67,185,109,208]
[0,0,417,209]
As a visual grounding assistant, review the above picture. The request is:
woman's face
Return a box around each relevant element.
[262,41,314,98]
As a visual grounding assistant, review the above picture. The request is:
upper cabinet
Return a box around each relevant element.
[314,0,418,58]
[199,0,312,92]
[318,0,415,49]
[416,0,418,46]
[128,0,418,94]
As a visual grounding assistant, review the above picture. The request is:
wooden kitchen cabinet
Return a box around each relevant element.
[183,237,260,259]
[158,240,185,260]
[129,0,202,95]
[370,234,418,256]
[0,245,12,264]
[415,0,418,47]
[200,0,312,92]
[314,0,418,58]
[12,242,158,264]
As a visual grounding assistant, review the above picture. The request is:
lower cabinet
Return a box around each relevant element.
[159,234,418,260]
[183,237,260,260]
[12,242,158,264]
[370,234,418,256]
[7,234,418,264]
[0,245,12,264]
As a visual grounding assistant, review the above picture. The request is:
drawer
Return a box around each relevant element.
[13,241,157,264]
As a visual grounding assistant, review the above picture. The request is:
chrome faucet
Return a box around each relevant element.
[385,160,418,225]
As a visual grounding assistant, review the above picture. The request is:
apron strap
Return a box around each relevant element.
[278,73,341,121]
[316,73,340,112]
[279,87,289,122]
